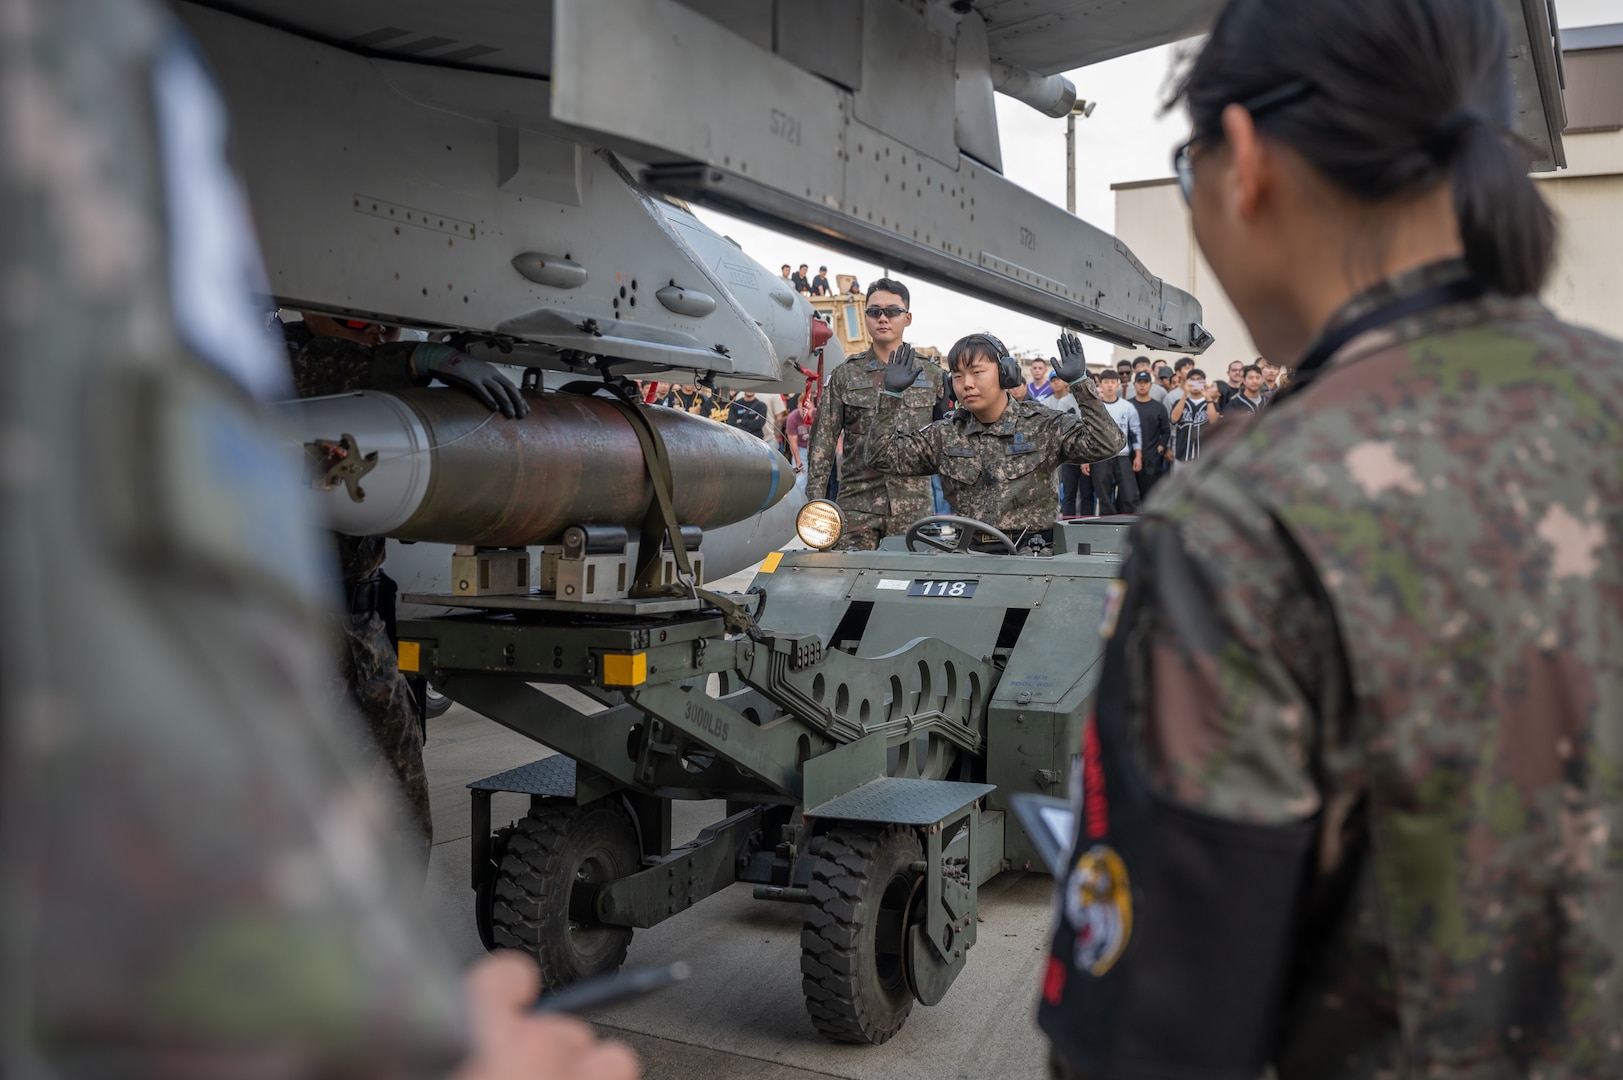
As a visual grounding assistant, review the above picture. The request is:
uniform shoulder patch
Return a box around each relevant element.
[1064,845,1133,976]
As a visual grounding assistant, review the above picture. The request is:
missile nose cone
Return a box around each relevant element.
[810,316,833,352]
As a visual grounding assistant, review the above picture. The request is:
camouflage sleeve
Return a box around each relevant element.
[1053,381,1127,464]
[289,339,423,399]
[805,380,843,499]
[863,390,941,477]
[1124,473,1348,824]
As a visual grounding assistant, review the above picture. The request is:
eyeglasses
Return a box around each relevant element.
[1172,79,1315,205]
[865,305,908,320]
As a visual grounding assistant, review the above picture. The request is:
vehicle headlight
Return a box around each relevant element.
[796,499,845,550]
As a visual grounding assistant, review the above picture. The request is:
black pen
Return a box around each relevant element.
[532,961,691,1015]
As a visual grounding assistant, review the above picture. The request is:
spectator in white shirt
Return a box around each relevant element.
[1081,370,1142,514]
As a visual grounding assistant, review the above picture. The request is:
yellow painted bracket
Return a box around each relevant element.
[601,651,648,687]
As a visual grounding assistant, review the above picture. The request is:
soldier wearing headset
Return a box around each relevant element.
[865,332,1124,552]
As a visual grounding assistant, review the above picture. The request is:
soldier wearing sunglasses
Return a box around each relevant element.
[805,277,948,549]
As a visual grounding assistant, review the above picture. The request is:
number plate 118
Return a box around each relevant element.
[907,579,978,598]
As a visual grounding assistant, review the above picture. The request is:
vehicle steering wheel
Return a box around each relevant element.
[903,515,1018,555]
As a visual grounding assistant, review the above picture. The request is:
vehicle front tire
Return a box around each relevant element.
[800,823,922,1044]
[489,799,640,988]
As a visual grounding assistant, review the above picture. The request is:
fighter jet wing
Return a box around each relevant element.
[977,0,1566,171]
[181,0,1566,375]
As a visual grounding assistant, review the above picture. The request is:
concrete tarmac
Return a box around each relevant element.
[420,562,1060,1079]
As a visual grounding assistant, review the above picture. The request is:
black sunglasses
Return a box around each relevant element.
[1173,79,1315,205]
[865,305,908,320]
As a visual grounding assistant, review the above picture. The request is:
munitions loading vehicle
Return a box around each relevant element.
[184,0,1565,1046]
[398,508,1134,1043]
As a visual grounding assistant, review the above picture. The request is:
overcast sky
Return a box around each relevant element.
[695,0,1623,359]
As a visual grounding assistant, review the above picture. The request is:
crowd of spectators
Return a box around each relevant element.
[780,263,864,298]
[1026,351,1289,516]
[641,341,1286,525]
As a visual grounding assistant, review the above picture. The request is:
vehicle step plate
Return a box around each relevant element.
[805,777,996,826]
[468,754,577,796]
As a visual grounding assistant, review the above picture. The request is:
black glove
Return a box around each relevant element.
[412,344,530,419]
[880,342,920,395]
[1055,333,1089,385]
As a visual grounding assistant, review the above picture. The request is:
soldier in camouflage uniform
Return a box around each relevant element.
[1040,2,1623,1078]
[805,278,947,549]
[286,317,526,864]
[866,334,1124,549]
[0,3,636,1073]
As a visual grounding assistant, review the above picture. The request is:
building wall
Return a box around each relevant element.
[1533,127,1623,340]
[1111,127,1623,369]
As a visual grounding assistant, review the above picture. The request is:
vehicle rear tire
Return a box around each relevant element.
[423,687,453,718]
[490,799,640,988]
[474,825,515,953]
[800,823,922,1044]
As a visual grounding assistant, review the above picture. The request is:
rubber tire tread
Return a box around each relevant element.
[800,823,921,1044]
[489,800,637,989]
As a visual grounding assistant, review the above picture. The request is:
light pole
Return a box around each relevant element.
[1065,99,1097,215]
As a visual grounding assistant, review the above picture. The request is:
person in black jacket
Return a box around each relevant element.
[725,390,769,438]
[1128,371,1173,503]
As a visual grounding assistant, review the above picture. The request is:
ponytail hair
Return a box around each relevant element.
[1172,0,1555,296]
[1448,113,1555,297]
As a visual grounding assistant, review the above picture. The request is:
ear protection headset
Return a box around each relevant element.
[976,332,1022,390]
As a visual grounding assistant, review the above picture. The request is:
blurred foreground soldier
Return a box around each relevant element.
[1040,1,1623,1078]
[805,278,946,548]
[0,2,635,1076]
[286,315,527,864]
[865,333,1123,551]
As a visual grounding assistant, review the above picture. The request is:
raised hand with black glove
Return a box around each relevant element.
[411,343,530,419]
[1055,332,1099,399]
[1055,333,1090,384]
[880,341,921,395]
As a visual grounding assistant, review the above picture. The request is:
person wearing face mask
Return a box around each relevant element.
[1039,1,1623,1078]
